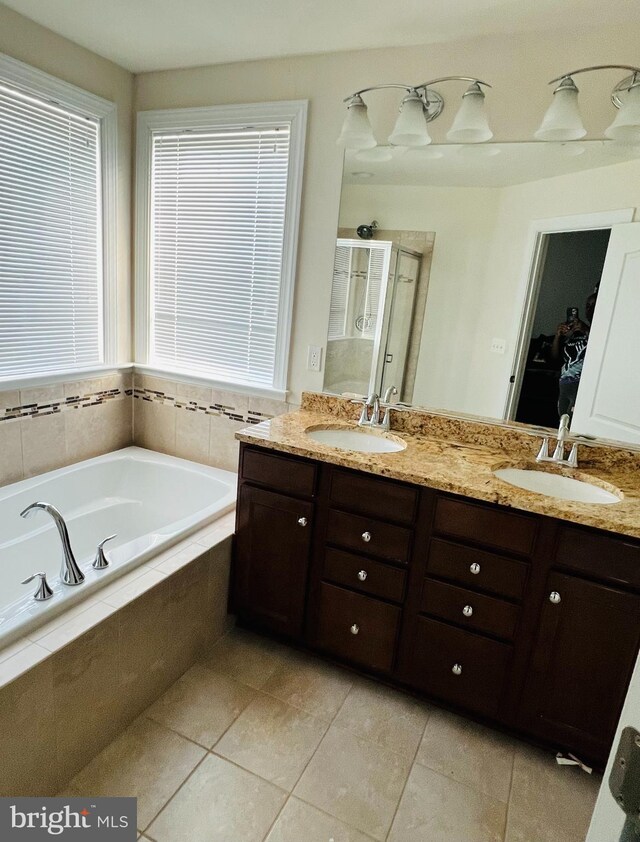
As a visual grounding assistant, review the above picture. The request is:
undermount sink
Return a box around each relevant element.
[305,426,406,453]
[493,467,621,505]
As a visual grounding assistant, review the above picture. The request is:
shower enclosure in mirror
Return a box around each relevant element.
[325,233,432,401]
[323,141,640,446]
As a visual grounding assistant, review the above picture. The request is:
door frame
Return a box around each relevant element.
[503,208,635,422]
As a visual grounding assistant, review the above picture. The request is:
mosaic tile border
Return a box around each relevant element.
[1,388,127,423]
[132,387,276,425]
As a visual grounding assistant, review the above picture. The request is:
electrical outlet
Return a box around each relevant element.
[307,345,323,372]
[490,338,507,354]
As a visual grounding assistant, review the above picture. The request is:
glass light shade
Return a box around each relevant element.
[446,84,493,143]
[535,83,586,141]
[336,97,376,149]
[388,94,431,147]
[605,84,640,142]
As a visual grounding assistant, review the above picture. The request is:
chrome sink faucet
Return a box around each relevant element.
[536,414,579,468]
[352,386,404,432]
[20,502,85,585]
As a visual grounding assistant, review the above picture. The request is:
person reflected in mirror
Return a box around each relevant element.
[551,288,598,420]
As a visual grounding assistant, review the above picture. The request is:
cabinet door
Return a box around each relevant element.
[234,484,313,638]
[520,571,640,762]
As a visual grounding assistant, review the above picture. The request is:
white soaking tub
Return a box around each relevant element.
[0,447,237,645]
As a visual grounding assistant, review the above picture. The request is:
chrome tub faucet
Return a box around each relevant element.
[20,502,85,585]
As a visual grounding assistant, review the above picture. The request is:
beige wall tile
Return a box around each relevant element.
[0,659,58,796]
[215,693,329,791]
[207,539,232,640]
[208,414,244,471]
[176,381,213,405]
[146,753,286,842]
[387,763,506,842]
[21,413,68,477]
[175,406,211,463]
[64,399,132,464]
[70,716,206,831]
[0,389,20,414]
[133,398,176,454]
[20,383,65,406]
[0,420,24,487]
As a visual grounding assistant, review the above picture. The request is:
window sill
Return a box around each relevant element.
[134,364,288,403]
[0,364,132,394]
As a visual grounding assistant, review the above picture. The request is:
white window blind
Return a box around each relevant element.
[149,125,291,388]
[0,83,103,377]
[328,245,351,340]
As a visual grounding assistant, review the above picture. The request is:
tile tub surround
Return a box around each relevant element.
[236,392,640,539]
[132,372,294,472]
[62,626,601,842]
[0,512,234,797]
[0,370,133,488]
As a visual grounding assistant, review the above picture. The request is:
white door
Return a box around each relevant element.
[586,650,640,841]
[572,223,640,443]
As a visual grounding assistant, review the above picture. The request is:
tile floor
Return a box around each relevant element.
[64,627,601,842]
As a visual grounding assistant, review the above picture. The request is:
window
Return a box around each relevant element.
[0,54,117,380]
[137,101,307,397]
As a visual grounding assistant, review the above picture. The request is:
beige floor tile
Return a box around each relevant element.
[388,763,507,842]
[215,693,329,791]
[202,627,289,689]
[262,649,354,720]
[266,797,375,841]
[147,753,286,842]
[333,678,430,760]
[505,745,600,842]
[69,717,206,830]
[294,724,412,841]
[415,708,516,802]
[145,662,255,747]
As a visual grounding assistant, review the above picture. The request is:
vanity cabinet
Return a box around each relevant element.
[232,443,640,765]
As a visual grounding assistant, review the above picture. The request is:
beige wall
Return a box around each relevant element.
[0,4,134,363]
[135,23,640,406]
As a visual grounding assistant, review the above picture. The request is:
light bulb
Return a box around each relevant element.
[388,92,431,147]
[535,77,586,142]
[447,82,493,143]
[336,95,376,149]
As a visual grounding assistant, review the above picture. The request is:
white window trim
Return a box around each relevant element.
[0,52,119,384]
[135,100,308,401]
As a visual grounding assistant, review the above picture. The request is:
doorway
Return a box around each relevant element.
[511,228,611,428]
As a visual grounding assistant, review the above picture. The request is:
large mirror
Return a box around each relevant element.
[324,141,640,445]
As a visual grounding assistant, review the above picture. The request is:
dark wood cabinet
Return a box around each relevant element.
[233,442,640,766]
[519,571,640,760]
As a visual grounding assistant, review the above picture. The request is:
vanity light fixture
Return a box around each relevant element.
[337,77,493,149]
[535,65,640,142]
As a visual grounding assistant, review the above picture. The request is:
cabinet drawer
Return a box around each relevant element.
[327,509,411,564]
[329,469,417,525]
[555,526,640,590]
[421,578,520,641]
[314,583,400,673]
[427,538,529,600]
[406,617,512,717]
[323,547,406,603]
[241,446,316,498]
[434,496,537,556]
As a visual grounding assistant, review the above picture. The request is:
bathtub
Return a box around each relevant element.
[0,447,237,645]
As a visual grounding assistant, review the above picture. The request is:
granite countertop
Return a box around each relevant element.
[236,397,640,541]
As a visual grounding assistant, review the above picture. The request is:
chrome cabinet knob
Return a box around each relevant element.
[452,663,463,676]
[549,591,562,604]
[470,563,481,575]
[357,569,368,581]
[462,605,474,617]
[350,623,360,635]
[361,531,372,543]
[297,517,308,527]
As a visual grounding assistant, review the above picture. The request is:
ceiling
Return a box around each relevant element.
[3,0,640,73]
[342,141,640,188]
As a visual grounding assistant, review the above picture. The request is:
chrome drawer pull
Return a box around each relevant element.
[462,605,473,617]
[350,623,360,635]
[470,563,481,575]
[361,531,372,543]
[358,570,368,581]
[549,591,562,604]
[452,663,463,676]
[297,517,308,527]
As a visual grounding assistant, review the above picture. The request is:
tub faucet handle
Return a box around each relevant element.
[93,534,117,570]
[22,572,54,601]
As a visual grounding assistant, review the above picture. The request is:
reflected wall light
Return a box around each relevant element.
[336,77,493,150]
[536,65,640,142]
